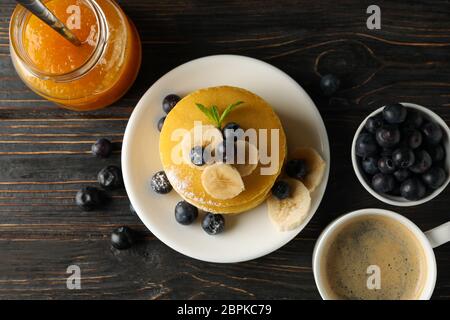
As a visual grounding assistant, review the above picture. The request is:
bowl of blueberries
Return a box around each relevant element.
[352,102,449,206]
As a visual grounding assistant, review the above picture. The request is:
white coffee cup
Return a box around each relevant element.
[313,208,450,300]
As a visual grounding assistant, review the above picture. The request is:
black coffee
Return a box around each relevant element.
[321,215,427,300]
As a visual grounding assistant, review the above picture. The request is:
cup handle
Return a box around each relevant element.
[425,222,450,249]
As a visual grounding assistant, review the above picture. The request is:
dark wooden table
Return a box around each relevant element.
[0,0,449,300]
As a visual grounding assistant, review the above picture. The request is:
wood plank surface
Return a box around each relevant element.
[0,0,449,299]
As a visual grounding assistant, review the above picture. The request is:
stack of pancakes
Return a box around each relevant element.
[159,86,286,214]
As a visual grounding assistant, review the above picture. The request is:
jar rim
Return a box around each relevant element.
[9,0,109,82]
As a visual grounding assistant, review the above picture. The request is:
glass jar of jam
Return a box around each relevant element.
[9,0,142,111]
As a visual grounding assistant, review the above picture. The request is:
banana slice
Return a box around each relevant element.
[181,124,223,169]
[290,147,326,192]
[267,178,311,232]
[233,140,259,177]
[201,163,245,200]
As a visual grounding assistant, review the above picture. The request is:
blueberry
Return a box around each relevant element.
[409,150,432,174]
[150,171,172,194]
[222,122,242,141]
[157,116,166,132]
[174,201,198,225]
[403,110,423,130]
[375,126,400,148]
[402,129,422,149]
[91,138,112,158]
[362,157,379,175]
[111,226,135,250]
[365,114,384,134]
[378,157,396,174]
[190,146,206,166]
[320,74,340,96]
[75,186,104,211]
[372,173,395,193]
[216,140,237,163]
[426,145,445,163]
[272,180,291,200]
[202,213,225,235]
[355,132,378,157]
[393,169,411,182]
[216,141,226,161]
[400,178,426,201]
[422,122,443,145]
[383,103,407,124]
[285,159,308,179]
[422,167,447,190]
[162,94,181,113]
[392,148,415,168]
[98,165,123,190]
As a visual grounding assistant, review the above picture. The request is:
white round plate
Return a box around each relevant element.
[122,55,330,263]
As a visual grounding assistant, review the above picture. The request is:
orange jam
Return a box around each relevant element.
[10,0,142,111]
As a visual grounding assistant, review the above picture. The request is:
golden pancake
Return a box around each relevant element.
[159,86,286,214]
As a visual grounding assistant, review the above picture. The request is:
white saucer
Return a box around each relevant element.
[122,55,330,263]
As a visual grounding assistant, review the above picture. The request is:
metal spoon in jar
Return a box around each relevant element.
[15,0,81,46]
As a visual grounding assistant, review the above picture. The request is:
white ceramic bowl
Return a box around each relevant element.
[351,102,450,206]
[122,55,330,263]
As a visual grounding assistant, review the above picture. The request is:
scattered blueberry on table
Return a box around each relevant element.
[111,226,135,250]
[75,186,104,211]
[91,138,113,158]
[98,165,123,190]
[320,74,340,96]
[355,103,448,201]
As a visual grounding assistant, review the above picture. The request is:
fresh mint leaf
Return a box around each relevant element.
[211,105,220,125]
[195,103,216,125]
[195,101,244,128]
[219,101,243,127]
